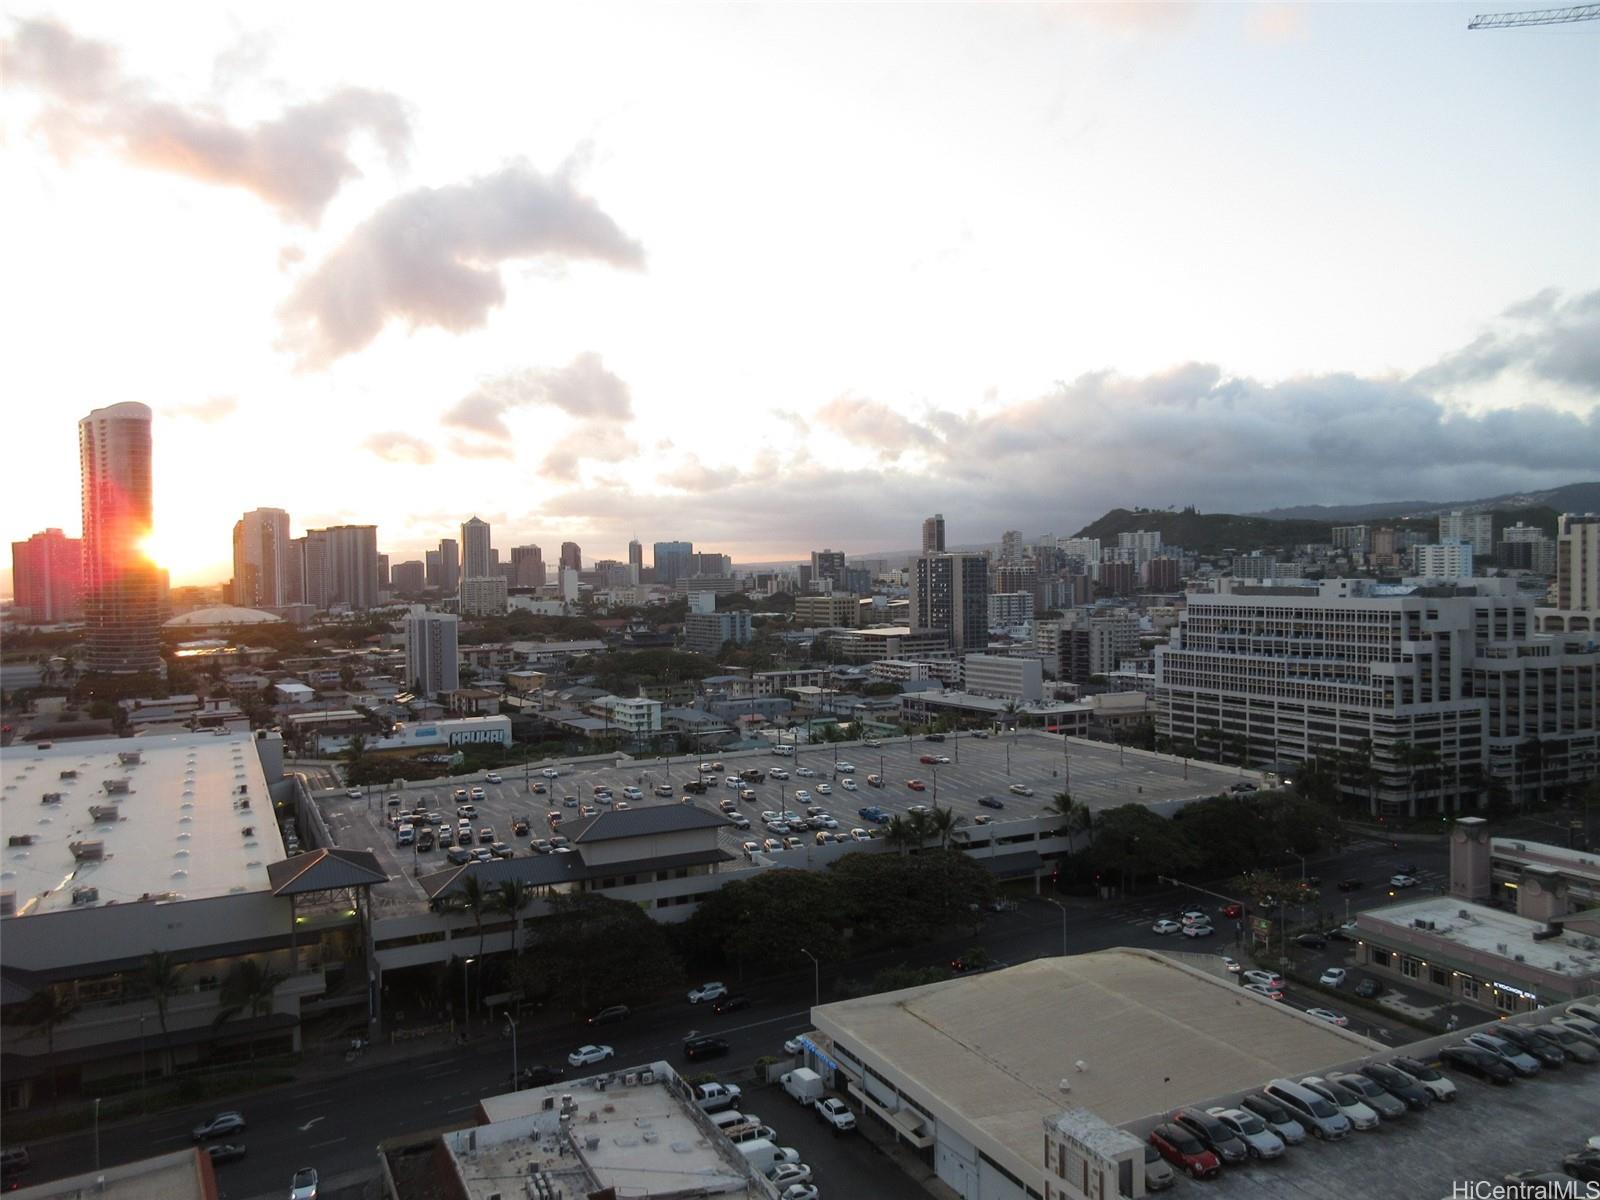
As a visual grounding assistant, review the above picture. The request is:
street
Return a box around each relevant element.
[15,832,1454,1199]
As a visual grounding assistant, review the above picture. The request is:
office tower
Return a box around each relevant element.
[559,566,580,600]
[921,513,946,553]
[1555,513,1599,616]
[691,551,731,577]
[1497,523,1555,576]
[79,402,163,674]
[1413,543,1474,579]
[1117,530,1164,566]
[999,530,1024,565]
[229,508,292,609]
[300,525,379,610]
[1156,577,1599,815]
[10,528,82,623]
[910,552,987,652]
[510,545,545,588]
[405,607,460,698]
[810,549,847,590]
[628,538,643,583]
[391,560,426,593]
[425,549,442,588]
[560,542,582,572]
[1439,511,1495,558]
[650,540,690,584]
[377,554,390,587]
[1143,557,1182,592]
[461,517,492,581]
[438,538,460,592]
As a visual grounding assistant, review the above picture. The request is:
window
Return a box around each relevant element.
[1430,966,1447,987]
[1401,957,1420,980]
[1459,976,1479,1000]
[1372,948,1391,967]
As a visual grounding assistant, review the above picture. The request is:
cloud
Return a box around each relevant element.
[1,17,410,224]
[363,431,435,464]
[165,395,238,422]
[816,393,943,460]
[448,437,514,461]
[1414,288,1600,394]
[279,164,645,366]
[444,353,633,440]
[540,422,638,482]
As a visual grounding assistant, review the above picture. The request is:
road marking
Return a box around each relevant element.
[447,1103,478,1114]
[297,1116,326,1132]
[421,1068,461,1079]
[309,1136,348,1149]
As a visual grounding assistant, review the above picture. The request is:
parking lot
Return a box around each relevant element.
[311,732,1255,910]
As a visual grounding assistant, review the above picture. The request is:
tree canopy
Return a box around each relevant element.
[514,894,682,1016]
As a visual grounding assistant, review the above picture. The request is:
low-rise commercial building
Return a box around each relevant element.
[963,654,1044,702]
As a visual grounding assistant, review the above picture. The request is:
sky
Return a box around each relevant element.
[2,1,1597,587]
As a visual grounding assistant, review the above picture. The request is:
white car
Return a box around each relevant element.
[769,1163,813,1187]
[624,786,644,800]
[345,788,362,799]
[794,790,811,804]
[1008,784,1034,796]
[1181,921,1214,938]
[816,783,832,794]
[1320,967,1348,987]
[850,828,871,842]
[688,982,728,1004]
[742,840,761,858]
[1306,1008,1349,1026]
[816,815,839,829]
[765,821,792,834]
[289,1167,319,1200]
[1389,873,1419,888]
[1151,919,1181,935]
[567,1044,614,1067]
[781,1186,819,1200]
[485,773,502,784]
[1221,955,1241,973]
[726,777,744,790]
[796,767,817,778]
[542,767,561,778]
[769,768,790,780]
[1243,969,1285,990]
[1301,1076,1378,1130]
[836,762,856,773]
[783,1036,805,1055]
[841,778,858,791]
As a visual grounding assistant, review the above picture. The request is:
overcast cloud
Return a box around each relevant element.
[279,165,644,367]
[1,17,410,224]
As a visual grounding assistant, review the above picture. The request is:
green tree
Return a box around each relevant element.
[18,987,77,1101]
[882,815,916,857]
[828,849,994,945]
[1046,792,1092,838]
[458,872,490,962]
[496,880,531,955]
[515,894,683,1014]
[211,958,288,1057]
[927,805,958,849]
[1082,805,1197,894]
[677,870,844,975]
[140,949,188,1075]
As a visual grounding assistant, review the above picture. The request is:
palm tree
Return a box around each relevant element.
[459,872,489,961]
[140,949,187,1076]
[927,805,957,849]
[20,987,77,1102]
[882,815,915,857]
[211,958,288,1058]
[905,807,933,849]
[496,880,531,955]
[1047,792,1092,840]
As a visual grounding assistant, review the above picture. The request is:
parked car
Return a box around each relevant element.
[1262,1079,1350,1140]
[1306,1008,1349,1026]
[1238,1092,1306,1144]
[905,779,926,791]
[1354,977,1383,999]
[1493,1024,1566,1068]
[815,1097,856,1133]
[1562,1148,1600,1183]
[446,847,472,865]
[1328,1071,1407,1121]
[1465,1031,1543,1076]
[1142,1143,1176,1191]
[1357,1062,1433,1110]
[1171,1107,1247,1163]
[290,1167,319,1200]
[781,1186,819,1200]
[1151,918,1181,935]
[1295,932,1327,950]
[1147,1123,1221,1180]
[689,982,729,1004]
[1300,1076,1379,1130]
[769,1164,813,1188]
[1007,784,1034,796]
[1319,967,1347,987]
[205,1143,247,1165]
[518,1064,566,1087]
[567,1044,615,1067]
[193,1112,247,1141]
[588,1005,630,1026]
[1530,1024,1600,1063]
[1437,1044,1515,1085]
[1203,1107,1285,1159]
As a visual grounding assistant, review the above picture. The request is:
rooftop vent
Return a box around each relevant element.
[70,841,105,861]
[71,886,98,906]
[59,770,77,780]
[8,835,36,848]
[89,805,120,823]
[41,792,63,805]
[118,751,142,765]
[103,779,131,795]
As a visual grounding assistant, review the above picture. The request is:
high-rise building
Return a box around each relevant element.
[1332,525,1371,555]
[682,608,753,656]
[1413,543,1474,580]
[10,528,82,623]
[405,606,460,698]
[560,542,582,573]
[438,538,460,592]
[79,402,163,674]
[1440,511,1495,558]
[511,544,546,588]
[1497,523,1555,576]
[461,517,492,581]
[627,538,643,583]
[299,525,379,610]
[377,554,390,588]
[424,549,442,588]
[921,513,946,553]
[810,548,847,590]
[231,508,292,608]
[910,552,987,653]
[999,530,1024,565]
[653,540,692,583]
[391,560,426,593]
[690,551,731,577]
[1555,513,1599,616]
[458,575,508,617]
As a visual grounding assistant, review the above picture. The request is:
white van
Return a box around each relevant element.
[772,745,794,757]
[734,1139,799,1176]
[1263,1078,1351,1140]
[710,1109,751,1130]
[396,822,415,846]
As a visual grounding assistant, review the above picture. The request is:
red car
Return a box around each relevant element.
[905,780,927,791]
[919,754,940,764]
[1148,1123,1221,1180]
[1221,902,1243,919]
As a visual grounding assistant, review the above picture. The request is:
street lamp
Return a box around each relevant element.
[1043,897,1068,957]
[800,947,820,1008]
[504,1012,519,1088]
[462,956,476,1036]
[93,1097,101,1171]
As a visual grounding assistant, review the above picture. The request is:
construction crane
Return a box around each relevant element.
[1468,3,1600,28]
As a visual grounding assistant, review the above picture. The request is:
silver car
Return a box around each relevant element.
[1240,1093,1307,1144]
[1301,1077,1379,1130]
[1204,1107,1286,1159]
[1535,1024,1600,1062]
[1329,1072,1406,1121]
[1465,1032,1542,1077]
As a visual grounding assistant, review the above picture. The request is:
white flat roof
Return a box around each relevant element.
[812,949,1376,1176]
[1491,836,1600,884]
[1359,896,1600,977]
[1,731,282,915]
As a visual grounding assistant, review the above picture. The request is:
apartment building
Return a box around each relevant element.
[794,592,865,628]
[1155,577,1599,815]
[1412,542,1474,580]
[911,552,988,653]
[1541,513,1600,635]
[1440,510,1495,557]
[681,608,752,655]
[987,591,1035,627]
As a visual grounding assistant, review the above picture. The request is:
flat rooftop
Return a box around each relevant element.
[9,1148,208,1200]
[1359,895,1600,977]
[811,949,1376,1177]
[1492,836,1600,883]
[1,731,282,915]
[463,1061,772,1198]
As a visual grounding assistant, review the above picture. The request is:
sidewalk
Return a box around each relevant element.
[852,1105,963,1200]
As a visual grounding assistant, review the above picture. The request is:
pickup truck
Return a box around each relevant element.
[692,1081,742,1112]
[816,1096,856,1133]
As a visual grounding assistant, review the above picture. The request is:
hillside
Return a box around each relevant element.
[1249,481,1600,523]
[1072,508,1335,553]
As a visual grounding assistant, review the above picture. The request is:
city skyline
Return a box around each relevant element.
[3,3,1597,586]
